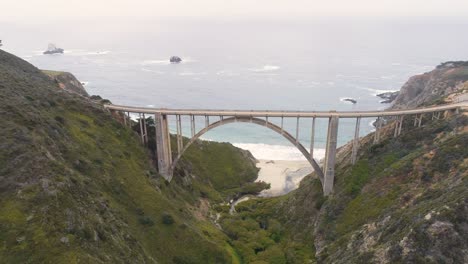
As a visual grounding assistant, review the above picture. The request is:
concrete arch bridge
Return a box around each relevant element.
[105,101,467,195]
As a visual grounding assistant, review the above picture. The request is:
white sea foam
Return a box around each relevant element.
[86,50,111,55]
[340,97,358,104]
[178,72,206,76]
[368,119,377,131]
[141,60,171,65]
[359,87,399,96]
[250,65,280,72]
[62,49,110,56]
[216,70,239,76]
[232,143,325,161]
[141,68,165,74]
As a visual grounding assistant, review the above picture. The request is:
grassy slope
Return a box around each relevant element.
[0,50,255,263]
[219,114,467,263]
[313,115,468,263]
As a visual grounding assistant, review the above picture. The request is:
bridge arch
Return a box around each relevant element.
[170,116,324,183]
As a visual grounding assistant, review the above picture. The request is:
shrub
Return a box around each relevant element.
[162,213,175,225]
[138,216,154,226]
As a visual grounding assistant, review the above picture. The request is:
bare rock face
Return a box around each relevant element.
[377,91,399,104]
[390,61,468,109]
[43,71,89,97]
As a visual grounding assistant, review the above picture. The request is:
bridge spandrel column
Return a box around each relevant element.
[323,116,339,195]
[155,113,172,181]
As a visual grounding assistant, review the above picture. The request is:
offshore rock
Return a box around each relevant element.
[377,91,399,104]
[170,56,182,63]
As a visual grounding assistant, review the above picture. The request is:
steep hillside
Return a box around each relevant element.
[216,65,467,263]
[0,50,259,263]
[42,70,89,97]
[391,61,468,109]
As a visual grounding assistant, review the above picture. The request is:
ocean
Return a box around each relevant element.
[2,18,468,161]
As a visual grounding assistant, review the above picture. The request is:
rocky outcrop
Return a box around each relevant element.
[377,91,399,104]
[390,61,468,109]
[170,56,182,63]
[42,70,88,97]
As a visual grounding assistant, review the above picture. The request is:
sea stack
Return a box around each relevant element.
[43,43,64,55]
[170,56,182,63]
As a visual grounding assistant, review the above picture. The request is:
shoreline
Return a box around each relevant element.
[256,159,313,197]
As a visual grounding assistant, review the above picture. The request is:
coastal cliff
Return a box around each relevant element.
[391,61,468,109]
[216,62,468,263]
[42,70,89,97]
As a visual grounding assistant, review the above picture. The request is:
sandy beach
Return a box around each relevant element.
[256,160,314,197]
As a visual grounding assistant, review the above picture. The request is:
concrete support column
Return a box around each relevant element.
[139,113,145,144]
[310,117,316,159]
[295,117,300,142]
[176,115,183,155]
[127,112,131,127]
[155,113,172,181]
[280,116,284,134]
[394,116,404,137]
[144,114,149,144]
[351,117,361,165]
[374,117,382,144]
[190,115,195,137]
[398,116,404,136]
[323,116,339,195]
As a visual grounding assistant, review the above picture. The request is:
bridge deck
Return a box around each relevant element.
[105,101,467,118]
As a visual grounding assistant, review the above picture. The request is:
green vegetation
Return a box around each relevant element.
[131,116,268,203]
[1,49,467,263]
[0,50,258,263]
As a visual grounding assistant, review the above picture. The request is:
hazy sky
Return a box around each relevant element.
[3,0,468,20]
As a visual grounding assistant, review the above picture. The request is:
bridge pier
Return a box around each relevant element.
[374,117,382,144]
[155,113,173,181]
[351,117,361,165]
[323,116,339,195]
[176,115,183,155]
[310,117,316,159]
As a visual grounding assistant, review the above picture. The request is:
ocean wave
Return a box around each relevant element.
[232,143,325,161]
[141,60,171,65]
[141,68,165,74]
[61,49,111,56]
[359,87,399,96]
[380,75,395,80]
[216,70,239,76]
[86,50,111,55]
[340,97,358,104]
[178,72,206,76]
[142,57,195,66]
[250,65,280,72]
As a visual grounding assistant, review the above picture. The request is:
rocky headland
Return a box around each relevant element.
[390,61,468,109]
